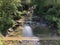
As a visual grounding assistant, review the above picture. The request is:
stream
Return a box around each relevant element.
[22,24,41,45]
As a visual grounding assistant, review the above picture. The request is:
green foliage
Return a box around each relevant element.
[21,0,31,4]
[57,40,60,45]
[33,26,49,34]
[0,0,22,35]
[32,0,60,34]
[0,37,2,45]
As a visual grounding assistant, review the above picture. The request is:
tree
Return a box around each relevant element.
[0,0,21,36]
[32,0,60,34]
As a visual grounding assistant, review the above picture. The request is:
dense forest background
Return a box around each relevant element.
[32,0,60,35]
[0,0,60,45]
[0,0,60,36]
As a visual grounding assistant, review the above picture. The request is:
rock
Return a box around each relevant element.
[8,28,13,32]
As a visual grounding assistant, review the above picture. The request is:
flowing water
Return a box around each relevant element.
[22,25,33,37]
[22,24,41,45]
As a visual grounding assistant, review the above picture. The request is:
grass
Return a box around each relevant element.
[0,37,3,45]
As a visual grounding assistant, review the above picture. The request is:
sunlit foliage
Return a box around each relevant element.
[0,0,21,36]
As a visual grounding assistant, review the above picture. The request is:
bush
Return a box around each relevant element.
[0,0,22,36]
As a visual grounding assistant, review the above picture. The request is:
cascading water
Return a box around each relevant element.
[22,5,41,45]
[22,24,33,37]
[22,24,41,45]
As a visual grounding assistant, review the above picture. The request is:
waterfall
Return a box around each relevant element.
[22,5,41,45]
[22,24,41,45]
[22,24,33,37]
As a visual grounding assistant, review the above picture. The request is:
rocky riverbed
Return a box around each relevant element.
[2,40,60,45]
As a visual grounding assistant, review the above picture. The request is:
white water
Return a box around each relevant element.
[22,25,33,37]
[22,25,41,45]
